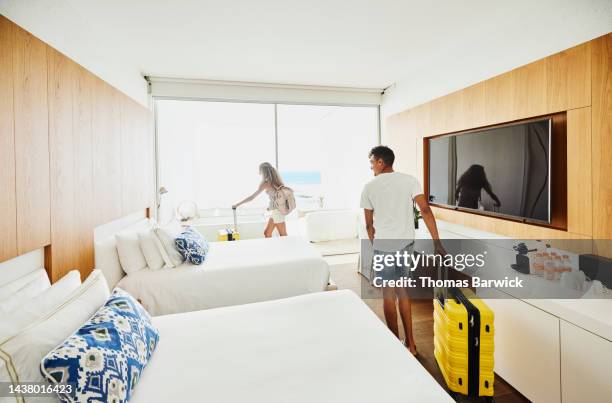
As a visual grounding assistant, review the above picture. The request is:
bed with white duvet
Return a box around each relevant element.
[132,289,452,403]
[1,263,451,403]
[95,221,330,316]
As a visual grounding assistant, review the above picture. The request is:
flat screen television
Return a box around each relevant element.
[427,118,551,223]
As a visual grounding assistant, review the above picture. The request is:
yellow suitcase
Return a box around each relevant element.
[434,287,495,400]
[217,228,240,241]
[217,207,240,241]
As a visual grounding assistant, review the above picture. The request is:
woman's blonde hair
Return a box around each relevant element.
[259,162,284,188]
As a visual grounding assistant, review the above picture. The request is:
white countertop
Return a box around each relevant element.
[416,219,612,342]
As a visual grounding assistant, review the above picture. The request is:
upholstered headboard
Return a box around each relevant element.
[94,216,152,290]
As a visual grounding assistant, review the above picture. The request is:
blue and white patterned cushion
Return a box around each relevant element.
[40,288,159,403]
[175,226,209,265]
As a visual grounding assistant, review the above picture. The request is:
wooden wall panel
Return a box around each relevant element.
[591,34,612,242]
[12,23,51,254]
[48,48,76,282]
[73,66,95,276]
[0,17,153,281]
[483,60,549,125]
[513,59,548,119]
[93,80,122,225]
[484,69,515,126]
[388,35,601,242]
[459,82,486,131]
[0,17,17,262]
[546,42,591,112]
[481,42,591,129]
[414,103,430,182]
[566,108,592,237]
[419,43,590,140]
[47,49,98,281]
[386,110,417,175]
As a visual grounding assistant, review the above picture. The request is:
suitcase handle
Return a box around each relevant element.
[232,207,238,232]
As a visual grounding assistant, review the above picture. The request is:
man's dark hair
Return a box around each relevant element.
[369,145,395,167]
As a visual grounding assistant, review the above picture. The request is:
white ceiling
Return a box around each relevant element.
[1,0,610,107]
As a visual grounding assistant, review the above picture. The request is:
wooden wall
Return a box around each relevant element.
[591,34,612,256]
[387,34,611,247]
[0,16,154,282]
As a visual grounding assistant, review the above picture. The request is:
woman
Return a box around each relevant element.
[455,164,501,210]
[232,162,288,237]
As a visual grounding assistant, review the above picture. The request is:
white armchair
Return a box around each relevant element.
[303,209,363,255]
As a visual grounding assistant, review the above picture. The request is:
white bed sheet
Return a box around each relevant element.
[132,290,452,403]
[117,236,330,315]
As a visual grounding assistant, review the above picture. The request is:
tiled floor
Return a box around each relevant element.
[325,254,529,403]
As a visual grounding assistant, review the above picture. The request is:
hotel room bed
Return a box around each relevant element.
[131,289,453,403]
[97,234,330,316]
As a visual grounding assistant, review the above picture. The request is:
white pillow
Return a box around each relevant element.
[0,271,50,314]
[0,270,109,387]
[154,221,185,268]
[0,270,81,343]
[138,230,167,270]
[116,229,148,274]
[0,268,48,302]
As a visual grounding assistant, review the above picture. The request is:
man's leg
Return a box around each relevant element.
[382,286,399,338]
[396,286,417,355]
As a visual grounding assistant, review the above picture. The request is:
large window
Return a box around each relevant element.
[156,99,378,219]
[277,105,378,210]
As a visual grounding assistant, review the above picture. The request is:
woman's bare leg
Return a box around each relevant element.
[275,222,287,236]
[264,218,275,237]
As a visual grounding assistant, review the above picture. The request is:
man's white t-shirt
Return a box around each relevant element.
[360,172,423,252]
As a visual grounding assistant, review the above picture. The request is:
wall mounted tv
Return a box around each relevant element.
[427,118,551,224]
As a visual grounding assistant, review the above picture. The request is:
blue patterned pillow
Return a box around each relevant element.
[40,288,159,403]
[175,226,209,265]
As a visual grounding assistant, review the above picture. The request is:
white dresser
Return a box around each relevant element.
[419,221,612,403]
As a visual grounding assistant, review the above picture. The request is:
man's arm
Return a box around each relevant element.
[364,209,375,243]
[414,194,445,255]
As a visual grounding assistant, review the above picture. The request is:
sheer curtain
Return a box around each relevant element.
[277,105,378,210]
[156,100,275,221]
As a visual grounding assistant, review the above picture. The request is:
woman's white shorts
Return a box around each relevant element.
[268,209,286,224]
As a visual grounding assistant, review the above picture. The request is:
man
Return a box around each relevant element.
[360,145,444,355]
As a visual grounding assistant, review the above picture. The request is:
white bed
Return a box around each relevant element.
[132,290,453,403]
[96,231,330,316]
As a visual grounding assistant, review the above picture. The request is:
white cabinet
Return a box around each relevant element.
[486,297,561,403]
[560,321,612,403]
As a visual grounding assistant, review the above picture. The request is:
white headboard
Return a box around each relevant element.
[94,214,152,290]
[0,248,45,287]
